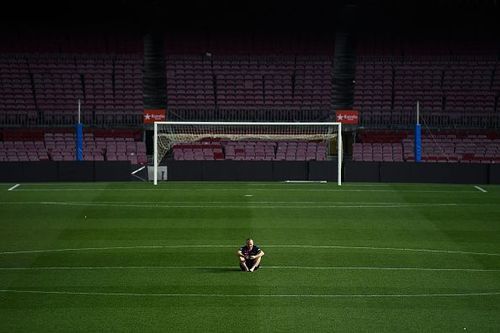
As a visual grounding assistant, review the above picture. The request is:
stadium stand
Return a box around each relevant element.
[2,31,500,167]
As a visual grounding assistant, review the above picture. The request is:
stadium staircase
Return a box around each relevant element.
[143,33,167,111]
[332,32,356,113]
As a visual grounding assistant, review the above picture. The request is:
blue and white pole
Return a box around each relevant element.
[414,101,422,163]
[76,99,83,161]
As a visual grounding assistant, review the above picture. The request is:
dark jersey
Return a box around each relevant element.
[240,245,261,257]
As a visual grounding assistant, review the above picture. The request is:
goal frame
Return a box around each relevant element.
[153,121,342,185]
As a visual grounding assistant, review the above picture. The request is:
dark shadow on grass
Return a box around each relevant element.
[201,267,242,273]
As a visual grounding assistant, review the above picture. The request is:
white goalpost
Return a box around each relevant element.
[153,121,342,185]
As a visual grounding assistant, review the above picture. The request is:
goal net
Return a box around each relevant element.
[153,121,342,185]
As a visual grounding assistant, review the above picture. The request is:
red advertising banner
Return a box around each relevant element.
[143,109,166,124]
[336,110,359,124]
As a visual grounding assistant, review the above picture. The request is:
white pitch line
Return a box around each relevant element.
[284,180,327,184]
[0,289,499,298]
[10,182,461,187]
[7,184,20,191]
[265,266,500,272]
[474,186,487,193]
[0,265,499,272]
[131,166,146,175]
[270,244,500,257]
[1,244,500,258]
[11,187,479,193]
[0,201,459,210]
[0,200,459,205]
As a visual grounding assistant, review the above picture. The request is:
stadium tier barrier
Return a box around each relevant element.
[1,160,499,184]
[344,161,500,184]
[161,160,338,181]
[157,160,500,184]
[0,161,132,182]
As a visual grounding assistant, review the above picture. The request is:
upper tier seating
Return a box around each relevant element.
[166,55,333,111]
[354,55,500,128]
[354,38,500,128]
[0,54,143,127]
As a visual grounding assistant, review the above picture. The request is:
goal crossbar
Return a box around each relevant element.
[153,121,342,185]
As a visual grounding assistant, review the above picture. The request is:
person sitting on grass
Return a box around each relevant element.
[237,238,265,272]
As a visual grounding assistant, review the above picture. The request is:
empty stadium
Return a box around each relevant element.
[1,0,500,331]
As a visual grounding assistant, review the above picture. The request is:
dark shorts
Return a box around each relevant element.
[240,260,260,271]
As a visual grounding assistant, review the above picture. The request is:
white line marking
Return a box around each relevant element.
[1,244,499,257]
[0,289,499,298]
[244,195,253,197]
[11,182,463,187]
[284,180,327,184]
[0,245,170,255]
[131,166,146,175]
[0,265,499,272]
[265,266,500,272]
[474,186,487,193]
[11,188,478,193]
[7,184,20,191]
[272,244,500,257]
[0,201,459,209]
[0,200,458,205]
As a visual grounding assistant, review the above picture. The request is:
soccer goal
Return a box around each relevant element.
[153,121,342,185]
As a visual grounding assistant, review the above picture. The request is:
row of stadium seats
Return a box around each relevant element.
[353,131,500,163]
[1,46,500,127]
[172,141,328,161]
[354,55,500,127]
[0,54,143,126]
[166,55,333,109]
[0,131,147,164]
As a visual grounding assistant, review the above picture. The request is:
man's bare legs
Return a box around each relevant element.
[239,256,249,272]
[249,256,261,272]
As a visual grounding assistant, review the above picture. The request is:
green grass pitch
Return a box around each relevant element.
[1,181,500,332]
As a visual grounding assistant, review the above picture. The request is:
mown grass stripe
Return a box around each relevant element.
[1,289,499,298]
